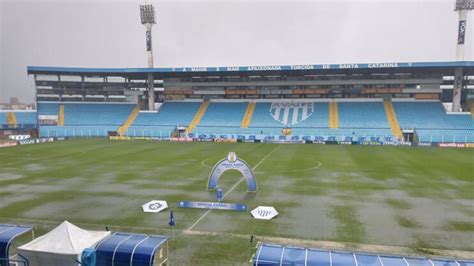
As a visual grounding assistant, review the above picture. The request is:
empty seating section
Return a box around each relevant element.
[125,102,202,137]
[394,102,458,129]
[338,102,389,128]
[417,129,474,143]
[35,100,473,142]
[15,112,36,125]
[134,102,201,126]
[194,102,247,134]
[38,103,134,137]
[199,103,247,126]
[40,125,118,137]
[63,104,134,125]
[0,113,7,126]
[393,101,474,143]
[0,111,36,128]
[37,103,59,115]
[248,103,284,128]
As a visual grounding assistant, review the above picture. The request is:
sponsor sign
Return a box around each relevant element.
[9,135,31,141]
[458,20,466,44]
[146,31,152,51]
[0,142,17,148]
[251,206,278,220]
[178,201,247,211]
[438,143,466,148]
[18,138,56,145]
[418,142,432,147]
[170,137,193,142]
[142,200,168,213]
[19,139,36,145]
[110,136,132,141]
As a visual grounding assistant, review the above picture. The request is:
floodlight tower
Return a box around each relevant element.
[452,0,473,112]
[140,4,156,111]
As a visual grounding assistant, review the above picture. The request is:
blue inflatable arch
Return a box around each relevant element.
[207,153,257,192]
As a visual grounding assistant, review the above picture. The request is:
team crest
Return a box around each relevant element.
[227,152,237,163]
[270,102,313,126]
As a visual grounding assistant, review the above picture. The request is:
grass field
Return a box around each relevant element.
[0,139,473,264]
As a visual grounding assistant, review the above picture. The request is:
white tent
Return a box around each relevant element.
[17,221,110,266]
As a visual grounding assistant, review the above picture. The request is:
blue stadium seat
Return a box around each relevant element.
[339,102,389,129]
[199,102,247,127]
[37,103,60,115]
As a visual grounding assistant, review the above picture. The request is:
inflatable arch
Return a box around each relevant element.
[207,152,257,192]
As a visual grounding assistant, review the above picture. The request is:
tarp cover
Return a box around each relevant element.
[95,232,168,266]
[0,224,32,266]
[253,243,474,266]
[17,221,110,266]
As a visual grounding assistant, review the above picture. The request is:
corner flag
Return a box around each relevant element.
[169,209,175,227]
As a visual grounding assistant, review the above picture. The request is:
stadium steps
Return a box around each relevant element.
[186,101,209,133]
[58,104,65,126]
[118,105,140,136]
[240,102,256,128]
[329,102,339,128]
[383,100,403,139]
[471,102,474,119]
[6,112,17,128]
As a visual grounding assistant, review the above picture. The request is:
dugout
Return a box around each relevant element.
[0,224,33,266]
[253,243,474,266]
[95,232,168,266]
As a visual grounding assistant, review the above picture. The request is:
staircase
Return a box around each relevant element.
[329,102,339,128]
[186,101,209,133]
[383,100,403,139]
[117,105,140,136]
[240,102,256,128]
[58,104,65,126]
[470,103,474,119]
[6,112,17,128]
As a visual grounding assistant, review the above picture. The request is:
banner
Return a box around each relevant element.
[438,143,466,148]
[458,20,466,45]
[178,201,247,211]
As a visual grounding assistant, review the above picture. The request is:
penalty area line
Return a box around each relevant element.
[185,145,279,232]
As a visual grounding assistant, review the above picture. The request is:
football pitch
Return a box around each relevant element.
[0,139,473,264]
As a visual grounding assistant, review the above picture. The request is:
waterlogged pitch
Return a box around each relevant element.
[0,139,473,264]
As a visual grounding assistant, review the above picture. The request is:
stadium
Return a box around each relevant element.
[1,0,474,266]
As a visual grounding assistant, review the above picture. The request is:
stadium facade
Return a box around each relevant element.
[0,61,463,145]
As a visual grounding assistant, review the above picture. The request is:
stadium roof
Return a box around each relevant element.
[27,61,474,79]
[253,243,474,266]
[95,232,167,266]
[0,224,33,263]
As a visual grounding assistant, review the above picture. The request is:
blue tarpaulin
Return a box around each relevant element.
[0,224,33,266]
[253,243,474,266]
[95,232,167,266]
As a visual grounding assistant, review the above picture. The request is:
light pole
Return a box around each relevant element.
[452,0,473,112]
[140,4,156,111]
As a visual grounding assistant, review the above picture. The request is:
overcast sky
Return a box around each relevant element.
[0,0,473,103]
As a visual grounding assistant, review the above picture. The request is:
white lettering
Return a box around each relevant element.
[247,66,282,71]
[227,67,239,71]
[191,67,207,72]
[339,64,359,69]
[368,63,399,68]
[290,65,314,70]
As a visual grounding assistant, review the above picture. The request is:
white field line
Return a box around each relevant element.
[185,146,280,232]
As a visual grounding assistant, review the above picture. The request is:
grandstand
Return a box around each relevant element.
[24,61,474,144]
